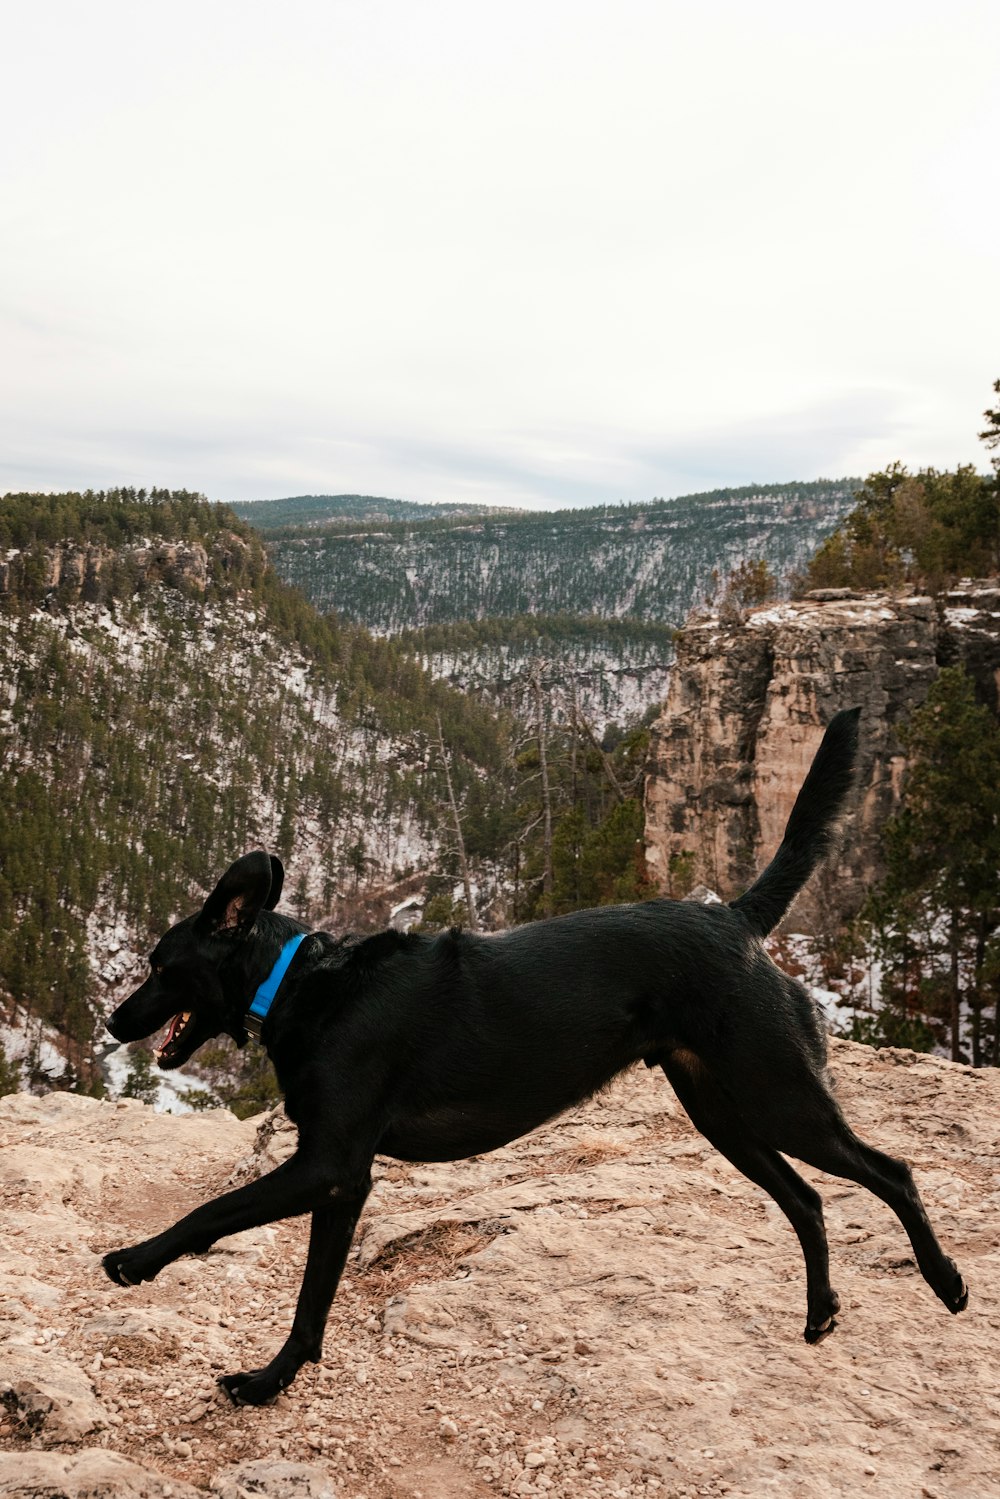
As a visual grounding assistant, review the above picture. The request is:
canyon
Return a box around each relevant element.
[644,583,1000,929]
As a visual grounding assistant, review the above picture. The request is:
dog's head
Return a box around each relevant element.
[106,851,287,1069]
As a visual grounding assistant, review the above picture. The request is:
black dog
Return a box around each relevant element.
[103,708,967,1404]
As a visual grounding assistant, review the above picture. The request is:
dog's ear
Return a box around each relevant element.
[197,851,275,935]
[264,856,284,911]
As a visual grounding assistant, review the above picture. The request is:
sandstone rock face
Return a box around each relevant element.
[644,583,1000,929]
[36,541,210,598]
[46,543,120,599]
[0,535,252,602]
[0,1048,998,1497]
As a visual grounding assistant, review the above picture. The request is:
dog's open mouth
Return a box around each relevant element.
[156,1011,194,1066]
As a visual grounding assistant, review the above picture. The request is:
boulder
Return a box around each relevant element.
[0,1449,200,1497]
[0,1349,108,1443]
[211,1459,338,1498]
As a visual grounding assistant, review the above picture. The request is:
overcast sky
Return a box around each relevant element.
[2,1,998,510]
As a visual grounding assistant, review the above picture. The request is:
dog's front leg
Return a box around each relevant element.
[102,1151,332,1288]
[219,1186,371,1406]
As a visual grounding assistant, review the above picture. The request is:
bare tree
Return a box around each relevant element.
[434,714,478,931]
[569,691,626,805]
[531,667,555,914]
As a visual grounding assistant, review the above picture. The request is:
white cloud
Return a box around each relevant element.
[2,0,998,505]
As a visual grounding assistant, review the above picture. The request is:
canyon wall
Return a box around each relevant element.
[644,583,1000,932]
[0,533,255,602]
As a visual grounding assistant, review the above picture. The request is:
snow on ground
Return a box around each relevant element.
[773,930,901,1046]
[0,1012,68,1089]
[99,1039,205,1116]
[0,1001,207,1115]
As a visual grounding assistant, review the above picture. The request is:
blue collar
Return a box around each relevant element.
[245,933,308,1039]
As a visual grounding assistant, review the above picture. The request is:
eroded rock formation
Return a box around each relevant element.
[644,583,1000,930]
[0,533,255,604]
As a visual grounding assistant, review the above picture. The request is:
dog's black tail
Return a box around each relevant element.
[729,707,861,939]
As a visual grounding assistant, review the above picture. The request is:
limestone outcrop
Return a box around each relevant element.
[0,532,255,604]
[644,583,1000,929]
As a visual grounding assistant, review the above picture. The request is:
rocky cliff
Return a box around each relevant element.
[644,583,1000,930]
[0,534,257,603]
[0,1041,997,1497]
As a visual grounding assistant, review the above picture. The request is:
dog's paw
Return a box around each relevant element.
[218,1368,288,1407]
[803,1288,840,1344]
[930,1261,969,1315]
[945,1273,969,1315]
[102,1246,161,1288]
[804,1314,838,1345]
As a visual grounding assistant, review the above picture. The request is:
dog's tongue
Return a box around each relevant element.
[159,1013,190,1061]
[162,1012,190,1049]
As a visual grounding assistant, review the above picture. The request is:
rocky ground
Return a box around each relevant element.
[0,1039,998,1498]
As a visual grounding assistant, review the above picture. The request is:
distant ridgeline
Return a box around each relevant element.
[240,482,860,630]
[228,493,521,533]
[0,490,507,1091]
[234,482,858,727]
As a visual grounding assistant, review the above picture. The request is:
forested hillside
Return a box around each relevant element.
[260,481,858,631]
[0,491,507,1094]
[246,482,855,726]
[401,614,676,728]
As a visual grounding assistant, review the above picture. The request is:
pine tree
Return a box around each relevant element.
[119,1047,160,1105]
[979,377,1000,462]
[864,668,1000,1064]
[0,1043,20,1097]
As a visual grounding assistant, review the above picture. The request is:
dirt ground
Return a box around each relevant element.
[0,1037,998,1498]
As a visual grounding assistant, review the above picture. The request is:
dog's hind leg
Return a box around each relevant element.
[708,1039,969,1318]
[219,1185,372,1407]
[659,1050,840,1343]
[770,1108,969,1318]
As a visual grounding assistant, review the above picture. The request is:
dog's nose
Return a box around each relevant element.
[105,1015,123,1041]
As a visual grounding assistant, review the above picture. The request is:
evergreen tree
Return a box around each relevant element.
[119,1047,160,1105]
[979,378,1000,464]
[804,381,1000,594]
[719,557,778,621]
[862,668,1000,1064]
[0,1043,20,1097]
